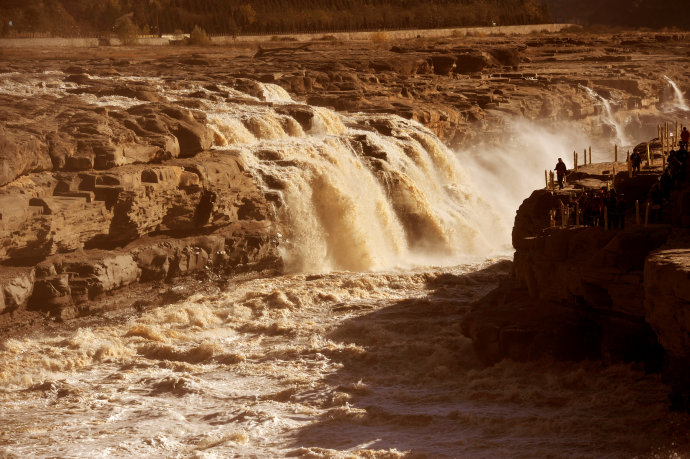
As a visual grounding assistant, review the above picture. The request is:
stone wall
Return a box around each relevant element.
[0,23,575,48]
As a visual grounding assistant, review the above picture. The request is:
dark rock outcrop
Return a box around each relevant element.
[464,151,690,406]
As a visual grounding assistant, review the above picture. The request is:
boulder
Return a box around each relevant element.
[488,47,521,69]
[0,268,35,313]
[454,53,492,73]
[429,55,456,75]
[174,120,214,156]
[645,248,690,358]
[0,128,52,186]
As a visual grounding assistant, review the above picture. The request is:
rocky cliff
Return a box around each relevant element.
[463,148,690,407]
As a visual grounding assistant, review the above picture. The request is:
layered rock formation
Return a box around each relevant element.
[0,91,279,318]
[0,31,689,326]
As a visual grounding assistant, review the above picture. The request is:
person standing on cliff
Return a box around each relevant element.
[555,158,567,189]
[631,151,642,175]
[681,126,689,151]
[648,182,664,223]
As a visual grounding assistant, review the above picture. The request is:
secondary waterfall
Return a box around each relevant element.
[205,83,508,272]
[582,86,632,147]
[664,75,689,111]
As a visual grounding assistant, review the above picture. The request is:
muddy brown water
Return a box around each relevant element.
[1,261,688,458]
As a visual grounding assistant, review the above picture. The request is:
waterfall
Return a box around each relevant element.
[206,83,508,272]
[581,86,632,147]
[0,72,514,272]
[663,75,689,111]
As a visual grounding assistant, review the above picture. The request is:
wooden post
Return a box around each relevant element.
[614,144,618,162]
[665,121,671,146]
[574,151,578,171]
[589,146,592,164]
[646,143,651,166]
[663,152,666,170]
[635,200,640,225]
[644,201,650,227]
[584,148,587,165]
[604,206,608,230]
[545,169,548,188]
[575,201,580,226]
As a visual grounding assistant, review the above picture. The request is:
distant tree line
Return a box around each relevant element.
[0,0,551,37]
[544,0,689,30]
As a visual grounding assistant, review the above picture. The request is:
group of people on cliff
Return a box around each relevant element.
[581,188,626,228]
[554,188,626,228]
[649,128,690,221]
[551,125,690,228]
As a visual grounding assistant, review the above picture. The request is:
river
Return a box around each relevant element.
[0,70,689,458]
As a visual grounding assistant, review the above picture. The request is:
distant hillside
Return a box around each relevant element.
[0,0,551,37]
[544,0,689,29]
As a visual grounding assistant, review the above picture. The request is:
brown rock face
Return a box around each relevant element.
[644,248,690,408]
[429,55,456,75]
[0,268,36,313]
[645,249,690,358]
[466,149,690,404]
[454,52,492,73]
[0,127,52,187]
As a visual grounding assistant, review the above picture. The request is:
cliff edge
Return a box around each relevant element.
[463,140,690,407]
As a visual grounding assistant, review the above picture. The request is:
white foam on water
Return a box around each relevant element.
[0,265,686,458]
[207,98,510,272]
[260,82,294,103]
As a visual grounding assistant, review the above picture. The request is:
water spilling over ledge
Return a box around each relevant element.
[664,75,689,112]
[206,90,508,271]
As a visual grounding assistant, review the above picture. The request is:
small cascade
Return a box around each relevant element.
[310,106,347,136]
[260,82,293,103]
[663,75,689,111]
[582,86,632,147]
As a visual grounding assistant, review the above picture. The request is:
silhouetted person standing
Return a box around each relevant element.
[649,182,664,223]
[555,158,567,189]
[631,151,642,175]
[681,126,689,151]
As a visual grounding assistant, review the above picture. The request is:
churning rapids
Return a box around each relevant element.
[1,71,689,458]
